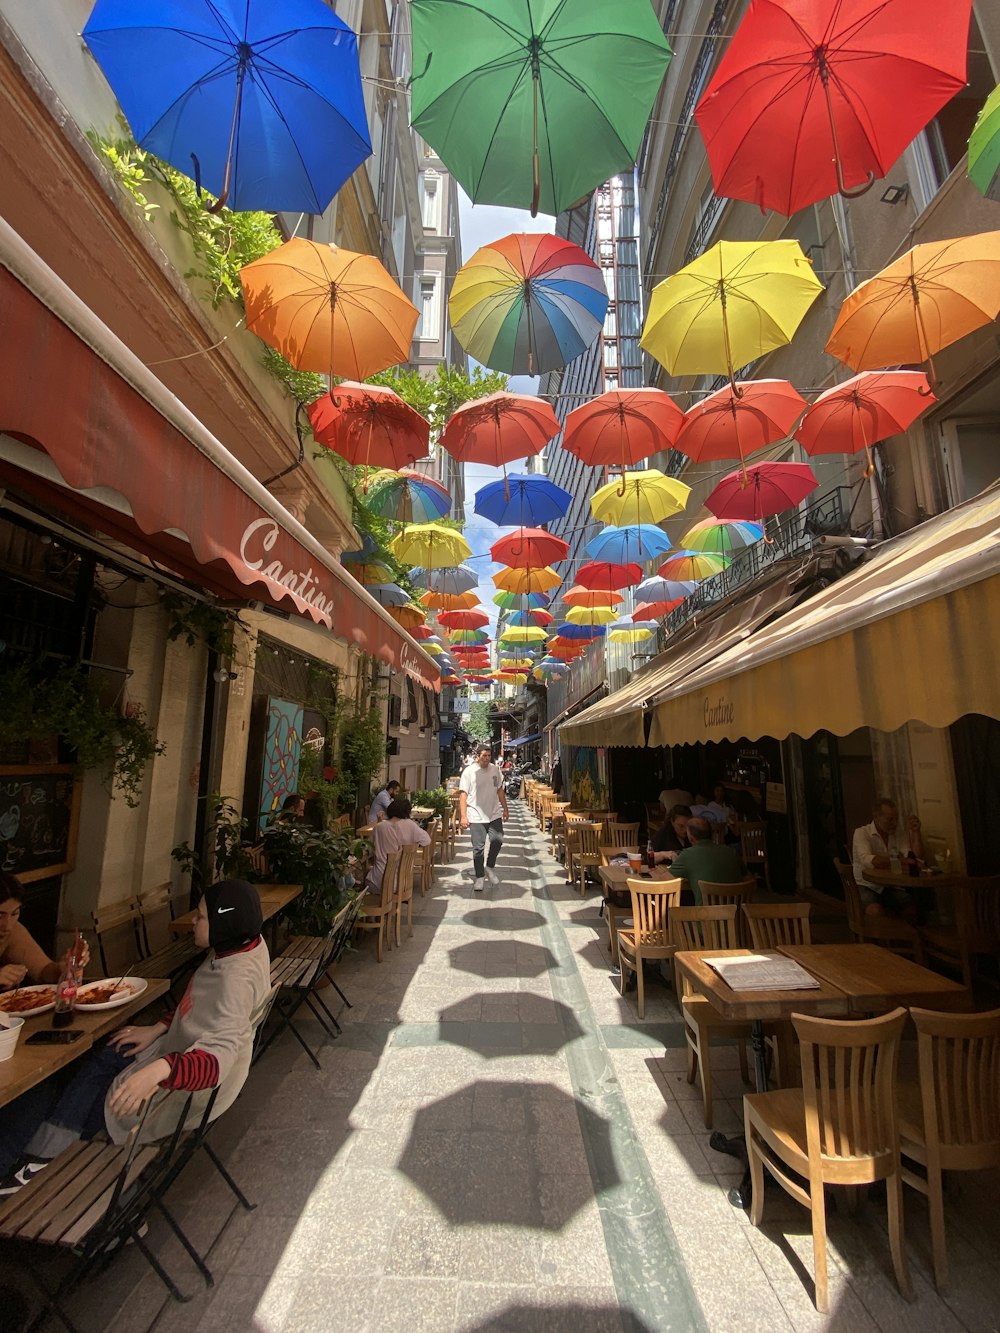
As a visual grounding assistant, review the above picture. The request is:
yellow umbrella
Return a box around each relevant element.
[390,523,472,569]
[608,619,656,643]
[641,239,823,387]
[499,657,534,669]
[494,566,561,594]
[494,671,529,685]
[498,625,547,643]
[386,604,427,629]
[591,470,690,526]
[421,639,446,654]
[565,604,618,626]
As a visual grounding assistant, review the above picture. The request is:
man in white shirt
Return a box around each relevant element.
[367,780,400,826]
[458,746,509,892]
[852,797,924,916]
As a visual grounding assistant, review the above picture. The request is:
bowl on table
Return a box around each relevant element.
[0,1014,25,1062]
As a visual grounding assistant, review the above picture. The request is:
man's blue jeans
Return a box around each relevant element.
[470,820,504,878]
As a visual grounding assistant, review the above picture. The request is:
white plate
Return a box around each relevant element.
[0,984,57,1018]
[74,977,148,1011]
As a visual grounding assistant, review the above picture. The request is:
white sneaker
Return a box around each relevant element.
[473,877,485,892]
[485,868,500,885]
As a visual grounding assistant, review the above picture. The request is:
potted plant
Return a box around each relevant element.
[259,821,365,936]
[411,787,451,822]
[171,795,259,893]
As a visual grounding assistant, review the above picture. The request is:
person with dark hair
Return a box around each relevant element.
[367,797,430,890]
[651,805,692,864]
[668,816,745,905]
[0,879,270,1196]
[277,793,306,822]
[459,746,509,891]
[367,780,401,825]
[550,755,563,799]
[0,871,89,990]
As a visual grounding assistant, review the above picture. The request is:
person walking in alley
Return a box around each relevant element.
[458,745,509,892]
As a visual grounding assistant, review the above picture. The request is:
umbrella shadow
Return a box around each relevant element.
[436,995,585,1059]
[447,940,559,980]
[465,1305,656,1333]
[462,908,546,931]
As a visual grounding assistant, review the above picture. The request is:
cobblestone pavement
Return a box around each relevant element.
[3,802,997,1332]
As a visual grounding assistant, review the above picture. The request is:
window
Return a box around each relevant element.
[416,273,441,342]
[421,170,441,231]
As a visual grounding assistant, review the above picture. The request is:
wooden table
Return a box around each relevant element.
[865,868,962,891]
[169,884,303,935]
[778,943,971,1013]
[597,864,678,898]
[0,978,170,1111]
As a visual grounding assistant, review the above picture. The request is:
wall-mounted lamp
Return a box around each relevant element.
[212,666,238,684]
[879,183,909,206]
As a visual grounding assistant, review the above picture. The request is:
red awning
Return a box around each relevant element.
[0,253,438,689]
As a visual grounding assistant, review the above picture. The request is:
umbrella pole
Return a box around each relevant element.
[910,279,939,388]
[818,56,875,199]
[719,288,741,398]
[207,50,250,214]
[531,55,541,218]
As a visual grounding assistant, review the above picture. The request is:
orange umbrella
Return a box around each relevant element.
[494,566,561,594]
[308,383,430,475]
[418,590,480,611]
[240,237,418,378]
[562,587,623,608]
[386,604,426,629]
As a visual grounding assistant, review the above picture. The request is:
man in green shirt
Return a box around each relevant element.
[668,817,746,905]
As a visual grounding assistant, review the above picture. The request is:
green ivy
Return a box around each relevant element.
[161,592,237,657]
[171,794,257,890]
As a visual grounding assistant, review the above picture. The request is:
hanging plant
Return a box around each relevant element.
[161,592,237,657]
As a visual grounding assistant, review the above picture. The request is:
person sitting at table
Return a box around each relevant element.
[367,780,400,826]
[275,793,305,823]
[667,817,746,905]
[693,782,738,829]
[651,805,692,864]
[0,871,90,990]
[366,797,431,891]
[0,878,270,1196]
[852,797,924,920]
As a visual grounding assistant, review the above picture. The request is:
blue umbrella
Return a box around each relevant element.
[474,473,573,527]
[366,583,409,608]
[410,565,479,594]
[83,0,372,213]
[554,623,606,640]
[586,525,672,564]
[635,575,697,603]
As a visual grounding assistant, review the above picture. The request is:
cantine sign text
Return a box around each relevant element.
[703,694,735,728]
[240,518,337,621]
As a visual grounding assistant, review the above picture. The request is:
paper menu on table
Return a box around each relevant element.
[703,954,820,991]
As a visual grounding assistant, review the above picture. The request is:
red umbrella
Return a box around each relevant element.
[633,599,682,621]
[563,388,684,479]
[308,383,430,479]
[440,393,560,483]
[676,380,807,476]
[795,371,935,473]
[694,0,972,216]
[437,610,490,630]
[575,560,643,591]
[490,527,569,569]
[706,461,819,525]
[548,643,586,660]
[409,625,435,640]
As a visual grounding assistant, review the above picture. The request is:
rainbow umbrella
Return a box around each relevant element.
[680,518,764,557]
[492,590,550,610]
[658,550,730,581]
[608,619,657,643]
[450,233,608,376]
[507,609,554,627]
[365,469,451,523]
[449,629,490,645]
[586,525,672,564]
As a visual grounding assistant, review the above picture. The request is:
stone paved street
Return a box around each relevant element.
[2,802,998,1332]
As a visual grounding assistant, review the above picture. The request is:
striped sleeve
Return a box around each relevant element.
[158,1048,220,1091]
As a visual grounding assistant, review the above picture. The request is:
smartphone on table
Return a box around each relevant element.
[25,1030,84,1045]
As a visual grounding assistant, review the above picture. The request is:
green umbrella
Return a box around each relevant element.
[409,0,671,216]
[969,83,1000,201]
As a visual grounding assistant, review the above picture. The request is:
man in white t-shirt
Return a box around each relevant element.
[458,746,509,891]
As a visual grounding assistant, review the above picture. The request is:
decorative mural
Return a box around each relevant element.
[569,746,608,808]
[257,697,303,835]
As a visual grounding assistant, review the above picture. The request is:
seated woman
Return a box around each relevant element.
[367,797,431,891]
[0,871,89,989]
[0,878,270,1196]
[651,804,692,865]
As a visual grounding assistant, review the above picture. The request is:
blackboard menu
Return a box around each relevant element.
[0,766,81,882]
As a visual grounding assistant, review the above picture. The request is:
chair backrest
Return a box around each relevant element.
[91,897,144,974]
[670,904,740,952]
[599,844,634,868]
[137,882,185,954]
[605,822,641,848]
[376,849,402,907]
[834,858,865,934]
[737,821,768,863]
[955,876,1000,941]
[742,901,812,949]
[627,878,682,947]
[577,822,603,857]
[247,844,269,877]
[700,877,757,911]
[909,1006,1000,1167]
[793,1008,907,1177]
[397,844,419,896]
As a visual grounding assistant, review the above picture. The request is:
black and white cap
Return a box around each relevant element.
[202,879,263,951]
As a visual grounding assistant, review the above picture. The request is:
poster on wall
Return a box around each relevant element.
[568,746,608,808]
[257,697,303,836]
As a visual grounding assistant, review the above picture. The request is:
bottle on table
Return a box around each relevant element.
[646,838,655,872]
[905,847,919,877]
[52,929,84,1029]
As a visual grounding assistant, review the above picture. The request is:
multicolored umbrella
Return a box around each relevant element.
[507,609,554,627]
[390,523,472,570]
[680,519,764,558]
[675,380,807,476]
[474,473,572,527]
[591,470,690,527]
[441,393,560,478]
[364,468,451,523]
[705,462,819,524]
[575,561,643,591]
[449,628,489,645]
[969,84,1000,201]
[563,388,684,479]
[494,566,562,594]
[309,384,430,476]
[608,619,657,643]
[492,590,550,610]
[491,528,569,570]
[657,551,730,582]
[450,234,608,375]
[794,371,935,473]
[586,525,672,565]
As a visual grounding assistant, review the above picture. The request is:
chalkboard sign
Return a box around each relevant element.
[0,766,81,883]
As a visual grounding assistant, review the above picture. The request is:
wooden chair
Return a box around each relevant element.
[920,875,1000,991]
[617,878,682,1018]
[742,901,812,950]
[897,1005,1000,1291]
[549,802,571,858]
[394,844,418,947]
[574,822,603,897]
[834,859,924,963]
[699,876,757,941]
[355,849,399,962]
[133,885,203,988]
[415,822,438,897]
[91,897,144,977]
[672,905,751,1127]
[603,821,641,850]
[744,1008,911,1313]
[563,813,590,884]
[736,820,771,891]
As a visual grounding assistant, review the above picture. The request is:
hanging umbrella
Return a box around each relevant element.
[409,0,671,216]
[590,470,690,527]
[450,234,608,375]
[507,609,554,627]
[441,394,560,485]
[82,0,372,214]
[365,582,409,607]
[490,528,569,570]
[364,469,451,524]
[633,599,682,621]
[680,519,764,559]
[705,462,819,525]
[658,551,730,581]
[565,605,618,627]
[308,384,430,478]
[825,233,1000,383]
[575,561,643,591]
[498,657,535,670]
[409,625,435,641]
[494,566,562,594]
[340,556,394,585]
[495,672,530,685]
[642,239,824,387]
[675,380,807,478]
[554,622,606,640]
[419,589,480,611]
[386,605,427,629]
[562,587,623,609]
[795,371,935,473]
[437,610,489,631]
[474,473,572,527]
[585,525,673,565]
[421,639,446,655]
[563,388,685,480]
[449,628,489,645]
[608,620,657,643]
[441,675,462,685]
[498,626,547,645]
[548,644,586,660]
[241,239,418,378]
[694,0,971,217]
[410,565,478,595]
[636,575,697,603]
[969,84,1000,201]
[492,590,550,610]
[390,523,472,570]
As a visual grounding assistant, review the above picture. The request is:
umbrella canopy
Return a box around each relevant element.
[564,605,618,627]
[390,523,472,570]
[437,610,489,630]
[498,657,534,670]
[705,461,819,524]
[554,622,606,640]
[590,470,690,526]
[409,0,671,216]
[507,609,554,627]
[563,388,685,477]
[498,626,547,644]
[364,468,451,524]
[694,0,971,217]
[365,582,409,607]
[340,557,394,585]
[492,590,550,610]
[494,566,562,594]
[575,561,643,591]
[585,524,673,565]
[642,239,824,386]
[795,371,935,471]
[82,0,372,214]
[548,643,586,660]
[449,628,490,645]
[441,393,560,471]
[495,672,529,685]
[409,625,435,641]
[490,528,569,570]
[474,473,572,527]
[410,565,479,594]
[562,587,623,609]
[680,519,764,558]
[633,599,682,621]
[675,380,807,472]
[969,84,1000,201]
[825,233,1000,380]
[386,604,427,629]
[241,238,418,378]
[450,234,608,375]
[308,384,430,474]
[636,575,697,603]
[608,619,657,643]
[419,589,480,611]
[657,551,730,581]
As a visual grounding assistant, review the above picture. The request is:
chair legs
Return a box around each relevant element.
[809,1179,830,1313]
[684,1012,713,1129]
[886,1171,912,1301]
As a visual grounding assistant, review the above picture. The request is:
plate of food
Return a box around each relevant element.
[0,984,58,1017]
[74,978,148,1011]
